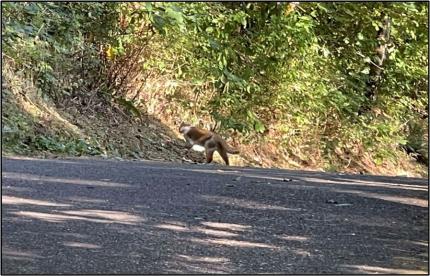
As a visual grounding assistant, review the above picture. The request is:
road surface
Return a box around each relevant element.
[2,156,428,274]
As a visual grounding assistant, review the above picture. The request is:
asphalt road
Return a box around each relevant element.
[2,156,428,274]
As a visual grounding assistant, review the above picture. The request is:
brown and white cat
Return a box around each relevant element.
[179,122,239,166]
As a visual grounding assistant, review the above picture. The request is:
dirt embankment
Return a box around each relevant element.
[1,62,427,177]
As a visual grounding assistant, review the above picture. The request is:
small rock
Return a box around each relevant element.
[326,199,338,204]
[233,176,241,181]
[226,184,235,188]
[283,178,293,182]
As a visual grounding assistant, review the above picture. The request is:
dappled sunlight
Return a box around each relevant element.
[184,167,427,194]
[63,241,101,249]
[188,168,288,183]
[277,235,309,242]
[201,221,251,232]
[408,240,428,247]
[350,216,402,228]
[201,195,301,211]
[59,209,144,224]
[375,237,429,248]
[52,232,89,239]
[176,254,229,263]
[394,256,429,264]
[332,188,428,207]
[2,186,33,192]
[341,264,428,274]
[3,247,44,261]
[291,249,311,257]
[156,223,189,232]
[302,176,428,191]
[154,222,239,237]
[2,195,71,207]
[165,268,230,274]
[2,172,131,188]
[189,237,279,249]
[2,157,427,274]
[12,209,143,225]
[66,196,108,204]
[193,226,239,238]
[12,211,109,223]
[164,254,232,274]
[4,156,81,165]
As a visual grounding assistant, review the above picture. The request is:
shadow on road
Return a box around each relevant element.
[2,157,429,274]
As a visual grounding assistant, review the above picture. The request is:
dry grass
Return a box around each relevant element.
[2,58,427,177]
[130,75,427,177]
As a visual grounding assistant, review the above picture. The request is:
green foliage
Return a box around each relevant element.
[33,136,102,156]
[115,97,141,117]
[2,2,118,100]
[2,2,428,171]
[144,2,427,167]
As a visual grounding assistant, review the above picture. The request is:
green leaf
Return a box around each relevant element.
[361,67,370,74]
[223,69,241,83]
[165,6,184,25]
[116,98,141,117]
[254,120,265,133]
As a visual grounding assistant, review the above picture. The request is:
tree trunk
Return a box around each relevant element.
[359,16,391,114]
